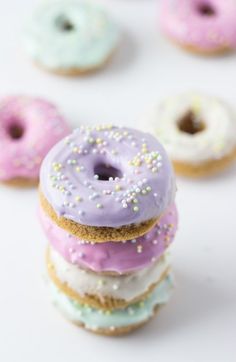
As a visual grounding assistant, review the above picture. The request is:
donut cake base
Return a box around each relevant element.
[173,147,236,178]
[34,50,116,77]
[3,177,39,188]
[168,37,232,56]
[40,191,158,242]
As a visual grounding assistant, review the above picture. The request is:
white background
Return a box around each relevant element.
[0,1,236,361]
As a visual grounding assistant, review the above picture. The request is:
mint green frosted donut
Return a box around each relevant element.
[49,275,174,332]
[24,1,120,72]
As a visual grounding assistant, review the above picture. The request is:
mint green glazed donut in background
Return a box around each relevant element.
[23,0,121,75]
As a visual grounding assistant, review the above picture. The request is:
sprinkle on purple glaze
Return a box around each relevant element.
[40,125,175,227]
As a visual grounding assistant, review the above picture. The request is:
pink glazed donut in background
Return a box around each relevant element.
[160,0,236,55]
[39,203,178,275]
[0,96,70,186]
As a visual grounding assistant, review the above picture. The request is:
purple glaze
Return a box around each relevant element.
[40,126,175,227]
[39,204,178,274]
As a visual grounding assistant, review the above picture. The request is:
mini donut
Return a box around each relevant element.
[24,0,120,75]
[39,204,178,274]
[160,0,236,55]
[47,246,170,310]
[0,96,70,186]
[144,92,236,177]
[39,125,176,242]
[48,274,173,336]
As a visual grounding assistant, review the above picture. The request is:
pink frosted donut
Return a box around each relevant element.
[160,0,236,54]
[39,204,178,274]
[0,96,70,184]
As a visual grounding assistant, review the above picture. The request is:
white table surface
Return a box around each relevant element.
[0,1,236,361]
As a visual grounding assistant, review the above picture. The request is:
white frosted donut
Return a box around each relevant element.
[48,246,169,304]
[144,92,236,176]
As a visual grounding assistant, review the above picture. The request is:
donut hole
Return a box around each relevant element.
[61,20,74,32]
[94,163,123,181]
[56,16,75,32]
[7,122,25,140]
[178,111,205,135]
[197,2,216,16]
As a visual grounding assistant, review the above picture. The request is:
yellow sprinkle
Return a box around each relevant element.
[97,279,105,286]
[96,138,102,144]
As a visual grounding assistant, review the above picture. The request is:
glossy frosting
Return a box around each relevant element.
[49,246,169,302]
[40,204,177,274]
[0,96,69,181]
[40,125,175,227]
[161,0,236,51]
[49,274,173,330]
[24,0,120,71]
[145,92,236,164]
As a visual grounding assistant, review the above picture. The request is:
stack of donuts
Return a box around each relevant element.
[39,125,178,336]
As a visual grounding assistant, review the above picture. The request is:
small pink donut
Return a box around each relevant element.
[0,96,70,185]
[39,204,178,274]
[160,0,236,54]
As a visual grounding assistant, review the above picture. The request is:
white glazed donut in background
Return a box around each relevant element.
[143,92,236,177]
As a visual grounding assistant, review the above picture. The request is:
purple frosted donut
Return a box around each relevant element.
[0,96,70,184]
[161,0,236,53]
[39,204,178,274]
[40,126,175,228]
